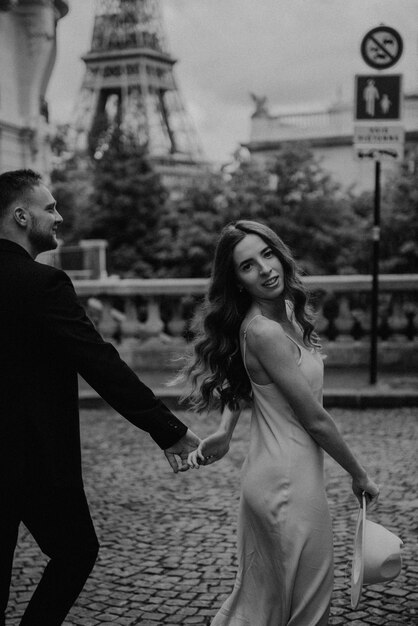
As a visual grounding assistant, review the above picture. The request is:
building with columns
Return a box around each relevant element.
[244,93,418,193]
[0,0,69,178]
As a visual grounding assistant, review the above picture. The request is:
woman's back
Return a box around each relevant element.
[241,313,324,448]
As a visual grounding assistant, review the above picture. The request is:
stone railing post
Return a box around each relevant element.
[142,298,164,338]
[334,296,353,342]
[120,297,142,341]
[96,297,118,341]
[388,301,409,342]
[166,298,188,337]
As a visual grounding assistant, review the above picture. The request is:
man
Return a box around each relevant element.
[0,169,199,625]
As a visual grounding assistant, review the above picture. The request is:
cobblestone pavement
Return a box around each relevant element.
[6,407,418,626]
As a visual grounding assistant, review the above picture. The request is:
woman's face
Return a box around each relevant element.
[233,233,285,301]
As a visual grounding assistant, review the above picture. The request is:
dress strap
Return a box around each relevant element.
[284,334,303,366]
[242,316,304,376]
[242,315,263,379]
[243,314,264,337]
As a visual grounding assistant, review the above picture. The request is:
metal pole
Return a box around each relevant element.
[370,159,381,385]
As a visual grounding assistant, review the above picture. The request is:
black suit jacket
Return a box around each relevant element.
[0,239,187,494]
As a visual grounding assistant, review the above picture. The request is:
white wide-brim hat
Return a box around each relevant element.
[351,493,403,609]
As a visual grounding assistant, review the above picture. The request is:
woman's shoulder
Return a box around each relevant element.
[242,315,287,346]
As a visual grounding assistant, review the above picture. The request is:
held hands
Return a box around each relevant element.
[164,429,201,473]
[188,430,230,468]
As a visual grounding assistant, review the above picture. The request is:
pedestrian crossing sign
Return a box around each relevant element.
[355,74,402,121]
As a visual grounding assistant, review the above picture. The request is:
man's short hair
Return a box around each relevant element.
[0,169,42,220]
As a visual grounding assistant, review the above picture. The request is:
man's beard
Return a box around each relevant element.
[28,218,58,254]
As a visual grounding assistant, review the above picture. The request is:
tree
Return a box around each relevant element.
[380,152,418,273]
[156,144,361,277]
[156,171,228,277]
[349,149,418,274]
[82,128,168,277]
[235,144,360,274]
[50,155,94,245]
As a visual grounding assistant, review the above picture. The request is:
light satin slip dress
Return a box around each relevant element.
[211,315,334,626]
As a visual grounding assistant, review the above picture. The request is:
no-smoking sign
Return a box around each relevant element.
[361,26,403,70]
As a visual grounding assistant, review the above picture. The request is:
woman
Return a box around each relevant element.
[182,220,379,626]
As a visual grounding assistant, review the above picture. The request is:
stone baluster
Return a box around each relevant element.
[120,297,144,341]
[97,297,119,341]
[351,308,367,341]
[86,297,101,329]
[353,295,367,339]
[404,303,417,341]
[141,297,164,338]
[334,296,353,342]
[321,294,339,342]
[377,294,391,341]
[387,300,408,342]
[166,298,187,338]
[116,296,143,366]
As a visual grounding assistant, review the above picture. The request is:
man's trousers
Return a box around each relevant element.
[0,483,99,626]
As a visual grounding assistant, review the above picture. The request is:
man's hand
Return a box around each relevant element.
[164,429,201,473]
[188,431,230,468]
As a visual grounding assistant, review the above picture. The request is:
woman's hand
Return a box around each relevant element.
[188,431,231,468]
[352,473,380,509]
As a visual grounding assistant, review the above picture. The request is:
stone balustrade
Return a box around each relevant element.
[74,274,418,370]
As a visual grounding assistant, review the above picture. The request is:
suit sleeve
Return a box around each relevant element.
[37,269,188,449]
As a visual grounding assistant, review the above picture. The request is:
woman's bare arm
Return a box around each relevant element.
[188,404,243,468]
[247,318,379,504]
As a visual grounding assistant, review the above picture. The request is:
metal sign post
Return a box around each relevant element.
[370,161,381,385]
[355,25,404,385]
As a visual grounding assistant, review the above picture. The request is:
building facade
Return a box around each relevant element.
[244,93,418,193]
[0,0,69,177]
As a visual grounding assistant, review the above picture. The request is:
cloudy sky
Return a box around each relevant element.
[47,0,418,163]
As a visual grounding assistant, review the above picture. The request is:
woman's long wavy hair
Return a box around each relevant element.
[179,220,320,412]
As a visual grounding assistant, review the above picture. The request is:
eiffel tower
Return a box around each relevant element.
[72,0,206,188]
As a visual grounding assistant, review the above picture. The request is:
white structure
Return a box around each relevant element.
[0,0,69,177]
[244,94,418,193]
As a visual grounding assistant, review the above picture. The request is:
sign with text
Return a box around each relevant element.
[354,125,404,161]
[355,74,402,121]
